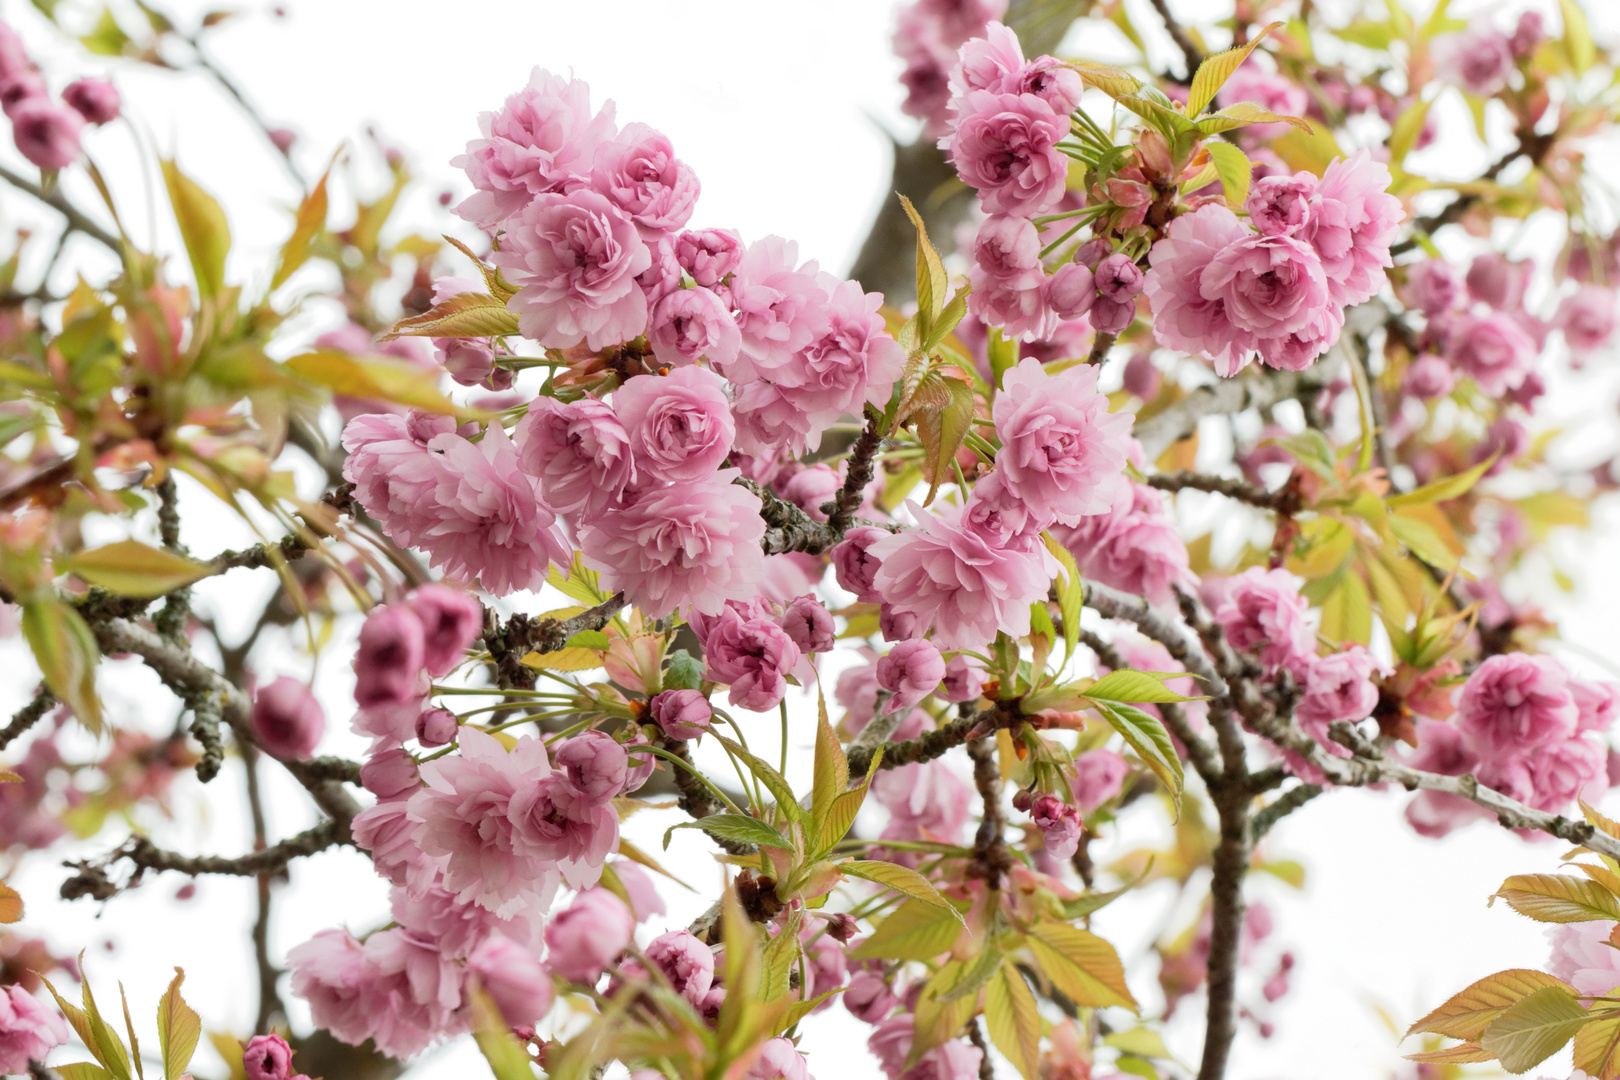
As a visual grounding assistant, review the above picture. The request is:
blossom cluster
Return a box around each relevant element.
[0,24,117,170]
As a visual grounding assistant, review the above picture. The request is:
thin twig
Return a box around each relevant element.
[825,407,886,537]
[0,163,121,251]
[1249,783,1323,841]
[968,737,1014,890]
[1145,471,1300,515]
[1148,0,1205,82]
[0,687,55,751]
[59,822,346,901]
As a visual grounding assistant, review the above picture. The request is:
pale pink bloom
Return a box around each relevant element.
[938,654,986,703]
[955,21,1025,95]
[778,464,840,522]
[251,676,325,759]
[361,928,467,1058]
[877,639,947,711]
[409,727,563,918]
[869,1014,983,1080]
[242,1033,293,1080]
[1466,253,1531,310]
[1028,791,1084,859]
[650,689,712,740]
[579,470,766,616]
[1200,233,1331,350]
[591,121,698,240]
[897,11,961,136]
[361,749,419,798]
[648,287,742,369]
[968,214,1053,341]
[1433,23,1516,96]
[391,882,540,959]
[1454,653,1579,760]
[553,730,629,803]
[1402,718,1491,838]
[873,760,973,843]
[468,936,553,1028]
[419,423,570,595]
[1574,680,1620,734]
[352,798,434,890]
[948,90,1068,216]
[455,68,617,230]
[341,413,449,549]
[406,584,483,677]
[1403,260,1463,315]
[1018,57,1084,115]
[845,969,898,1024]
[832,526,888,602]
[0,985,68,1075]
[1246,174,1314,236]
[615,364,736,484]
[11,98,83,170]
[545,888,634,983]
[645,930,715,1008]
[1212,567,1316,671]
[1072,749,1129,811]
[747,1036,812,1080]
[1525,736,1607,812]
[1294,647,1381,729]
[1216,63,1309,141]
[638,235,684,308]
[1403,353,1455,399]
[1557,286,1618,357]
[1301,151,1404,308]
[1445,311,1537,395]
[353,695,430,747]
[702,605,802,712]
[731,378,817,459]
[354,605,426,707]
[509,773,619,888]
[1511,11,1546,57]
[675,228,745,287]
[1548,921,1620,996]
[781,594,836,655]
[435,337,498,388]
[962,469,1044,551]
[1095,253,1145,302]
[0,24,29,81]
[613,861,667,920]
[286,929,375,1053]
[727,236,832,382]
[496,189,652,350]
[1053,483,1191,605]
[992,357,1132,526]
[1145,204,1257,375]
[871,498,1057,650]
[62,77,120,125]
[771,276,905,442]
[515,394,636,517]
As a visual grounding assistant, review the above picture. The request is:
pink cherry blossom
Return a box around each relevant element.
[768,275,905,443]
[251,676,325,759]
[0,985,68,1075]
[1212,567,1316,671]
[1300,151,1404,308]
[1547,921,1620,996]
[726,236,832,382]
[546,888,634,983]
[1145,204,1257,375]
[1403,353,1455,399]
[1403,260,1463,315]
[651,688,714,739]
[870,498,1058,650]
[515,394,636,517]
[1524,736,1606,812]
[496,189,652,350]
[1432,22,1516,96]
[877,639,947,711]
[645,930,715,1008]
[591,121,699,240]
[1573,679,1620,734]
[341,413,451,549]
[947,90,1068,216]
[675,228,745,287]
[1053,483,1191,606]
[390,882,540,960]
[62,77,120,125]
[242,1034,293,1080]
[468,936,553,1028]
[615,364,736,484]
[508,772,619,887]
[1216,63,1309,141]
[455,68,617,230]
[967,213,1053,342]
[553,730,629,803]
[832,526,888,603]
[1453,654,1579,760]
[360,928,467,1058]
[354,604,426,708]
[1246,174,1314,236]
[1556,285,1617,358]
[701,605,802,712]
[1072,749,1129,811]
[991,357,1133,526]
[648,287,742,369]
[747,1037,812,1080]
[579,470,766,616]
[1465,253,1530,310]
[1444,311,1536,395]
[10,98,83,170]
[1294,647,1381,729]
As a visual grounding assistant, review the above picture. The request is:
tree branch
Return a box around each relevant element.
[1198,783,1251,1080]
[59,822,346,901]
[1075,626,1222,787]
[0,163,121,252]
[1148,0,1205,82]
[0,686,55,751]
[825,407,886,538]
[968,737,1013,890]
[1145,470,1300,515]
[1249,782,1323,841]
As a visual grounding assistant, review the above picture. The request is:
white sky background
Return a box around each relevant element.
[5,0,1620,1078]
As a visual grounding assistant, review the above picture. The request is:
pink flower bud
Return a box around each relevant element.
[1094,254,1144,302]
[554,731,628,803]
[1122,352,1162,398]
[0,69,46,117]
[434,337,497,387]
[622,732,656,793]
[354,605,425,707]
[746,1037,810,1080]
[645,930,714,1007]
[937,654,985,703]
[269,128,296,154]
[414,707,458,747]
[1511,10,1545,59]
[650,689,712,740]
[360,748,420,798]
[1245,175,1314,237]
[62,78,120,125]
[1046,262,1096,320]
[780,594,835,654]
[544,888,633,983]
[832,526,887,603]
[407,584,483,677]
[11,98,83,170]
[876,639,946,712]
[1072,237,1112,269]
[844,969,897,1024]
[250,676,325,759]
[242,1034,294,1080]
[1465,252,1528,311]
[878,604,923,643]
[674,228,744,288]
[1402,260,1462,315]
[468,936,553,1028]
[1089,296,1135,334]
[1402,354,1455,400]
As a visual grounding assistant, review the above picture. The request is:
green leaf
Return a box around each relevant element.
[1186,22,1283,116]
[664,814,788,852]
[1575,1006,1620,1080]
[760,908,801,1002]
[1406,1043,1496,1064]
[469,987,539,1079]
[909,960,978,1066]
[117,984,143,1080]
[986,963,1042,1080]
[1387,456,1493,507]
[899,194,949,337]
[80,10,132,56]
[1069,59,1146,101]
[1560,0,1595,74]
[811,691,849,846]
[271,164,331,290]
[1084,669,1203,704]
[1042,532,1083,664]
[1090,700,1183,806]
[1196,102,1313,135]
[840,860,962,921]
[913,371,977,507]
[22,596,102,734]
[1335,18,1396,49]
[547,554,610,606]
[818,784,871,855]
[285,349,462,416]
[59,539,208,598]
[1389,514,1460,572]
[1204,141,1252,209]
[1479,985,1590,1074]
[159,159,231,300]
[1105,1028,1173,1060]
[711,733,802,824]
[55,1066,113,1080]
[81,978,133,1080]
[1410,970,1579,1040]
[851,898,965,962]
[987,326,1018,390]
[924,284,972,352]
[1387,97,1432,164]
[381,291,521,341]
[1494,874,1620,923]
[662,649,704,691]
[1029,922,1138,1009]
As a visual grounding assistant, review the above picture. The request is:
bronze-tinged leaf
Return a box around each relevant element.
[285,349,463,416]
[1494,874,1620,924]
[840,860,962,921]
[1576,1005,1620,1080]
[159,159,231,300]
[908,960,977,1067]
[271,163,331,290]
[986,962,1042,1080]
[1195,101,1314,135]
[59,539,209,599]
[0,880,21,923]
[380,291,521,341]
[810,690,848,845]
[1405,1043,1495,1064]
[155,968,201,1080]
[21,596,102,734]
[1028,922,1137,1010]
[1409,969,1579,1040]
[1185,21,1284,115]
[1478,984,1590,1073]
[912,370,977,507]
[898,194,949,331]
